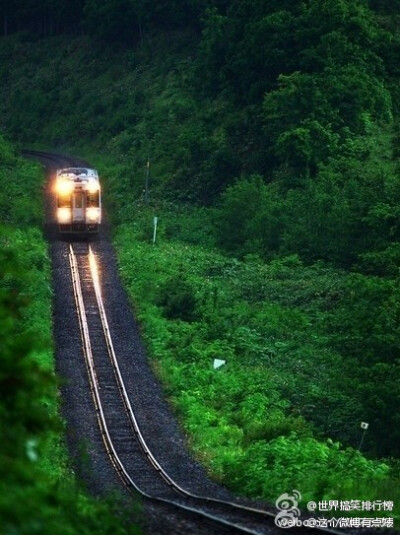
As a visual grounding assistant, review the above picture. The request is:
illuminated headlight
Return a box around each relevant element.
[57,207,71,223]
[56,180,74,196]
[87,181,100,193]
[86,207,100,222]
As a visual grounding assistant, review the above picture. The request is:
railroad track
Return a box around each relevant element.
[68,241,344,535]
[23,149,347,534]
[21,149,90,168]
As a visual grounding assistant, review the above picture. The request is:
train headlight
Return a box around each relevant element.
[87,181,100,194]
[56,179,74,196]
[86,207,99,222]
[57,207,71,223]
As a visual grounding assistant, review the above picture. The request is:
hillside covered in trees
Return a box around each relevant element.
[1,0,400,528]
[2,0,400,267]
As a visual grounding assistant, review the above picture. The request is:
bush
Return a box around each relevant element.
[156,273,198,322]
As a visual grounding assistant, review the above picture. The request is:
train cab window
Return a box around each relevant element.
[87,192,99,207]
[74,192,83,208]
[57,196,71,208]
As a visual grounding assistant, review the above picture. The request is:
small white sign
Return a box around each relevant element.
[213,359,226,369]
[360,422,369,429]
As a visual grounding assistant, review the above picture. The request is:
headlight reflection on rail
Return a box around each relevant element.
[89,247,101,292]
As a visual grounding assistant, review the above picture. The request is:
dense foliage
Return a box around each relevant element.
[1,1,400,270]
[111,208,398,509]
[1,0,400,523]
[0,134,141,534]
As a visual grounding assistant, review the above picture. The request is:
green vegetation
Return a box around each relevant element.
[1,0,400,525]
[112,209,398,511]
[0,135,141,534]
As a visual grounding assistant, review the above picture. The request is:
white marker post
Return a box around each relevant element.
[153,216,158,244]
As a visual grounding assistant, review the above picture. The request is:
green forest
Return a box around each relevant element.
[1,0,400,531]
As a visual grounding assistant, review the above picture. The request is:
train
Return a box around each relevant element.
[55,167,102,234]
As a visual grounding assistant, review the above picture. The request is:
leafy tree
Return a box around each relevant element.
[263,67,391,177]
[0,244,53,458]
[215,176,281,257]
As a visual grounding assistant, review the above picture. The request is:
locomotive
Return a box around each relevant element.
[55,167,101,234]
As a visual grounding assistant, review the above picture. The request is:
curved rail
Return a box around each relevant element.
[69,243,267,534]
[69,243,343,535]
[88,246,268,510]
[23,145,346,535]
[21,148,90,167]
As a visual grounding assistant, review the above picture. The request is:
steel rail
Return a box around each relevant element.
[19,146,348,534]
[69,244,267,535]
[26,144,346,535]
[88,246,273,513]
[70,243,344,535]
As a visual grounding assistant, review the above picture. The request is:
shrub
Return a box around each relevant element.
[155,273,198,322]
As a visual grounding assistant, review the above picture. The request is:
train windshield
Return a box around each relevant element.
[62,168,86,175]
[59,168,98,178]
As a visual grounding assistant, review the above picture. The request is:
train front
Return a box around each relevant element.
[55,168,102,235]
